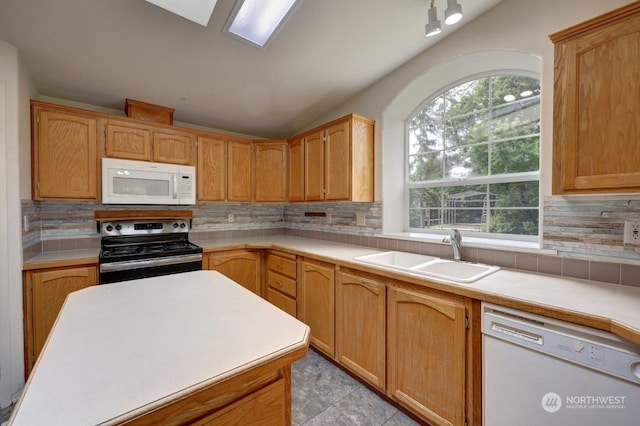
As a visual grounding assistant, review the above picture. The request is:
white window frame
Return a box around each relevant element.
[404,71,541,242]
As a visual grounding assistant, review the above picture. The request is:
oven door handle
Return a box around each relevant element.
[100,254,202,273]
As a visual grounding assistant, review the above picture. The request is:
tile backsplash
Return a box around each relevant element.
[21,198,640,287]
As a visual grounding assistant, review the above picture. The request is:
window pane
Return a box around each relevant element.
[409,188,442,228]
[490,181,539,208]
[491,137,539,174]
[491,98,540,140]
[409,152,443,182]
[490,209,539,236]
[445,111,489,148]
[445,78,490,113]
[409,120,444,155]
[491,75,540,108]
[442,184,487,231]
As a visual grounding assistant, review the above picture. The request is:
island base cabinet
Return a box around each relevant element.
[335,270,386,391]
[387,285,467,426]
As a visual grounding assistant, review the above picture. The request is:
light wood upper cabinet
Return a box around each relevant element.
[550,2,640,194]
[104,121,152,161]
[31,103,99,200]
[335,270,386,391]
[152,129,196,166]
[304,130,325,201]
[207,250,261,296]
[293,114,374,202]
[387,285,466,426]
[227,140,254,202]
[288,137,304,202]
[298,259,335,357]
[197,136,226,201]
[23,265,98,377]
[254,140,288,202]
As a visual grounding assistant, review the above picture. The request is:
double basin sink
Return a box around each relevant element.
[353,251,499,283]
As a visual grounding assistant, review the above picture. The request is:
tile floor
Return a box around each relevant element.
[292,349,419,425]
[0,348,420,426]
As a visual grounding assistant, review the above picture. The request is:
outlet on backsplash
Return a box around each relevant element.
[228,213,234,223]
[623,221,640,245]
[356,212,366,227]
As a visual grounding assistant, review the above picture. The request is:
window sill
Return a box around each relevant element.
[378,232,556,255]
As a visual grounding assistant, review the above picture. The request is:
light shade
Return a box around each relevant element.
[425,6,441,37]
[444,0,463,25]
[224,0,302,48]
[145,0,218,27]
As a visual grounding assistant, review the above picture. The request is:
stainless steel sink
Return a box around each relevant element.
[353,251,437,269]
[353,251,499,283]
[411,259,499,283]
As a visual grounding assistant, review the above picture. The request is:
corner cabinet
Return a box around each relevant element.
[23,264,98,377]
[387,284,467,426]
[31,102,99,200]
[254,140,288,202]
[206,250,261,296]
[550,2,640,194]
[298,259,335,357]
[290,114,374,202]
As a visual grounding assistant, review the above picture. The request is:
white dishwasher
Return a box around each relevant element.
[482,302,640,426]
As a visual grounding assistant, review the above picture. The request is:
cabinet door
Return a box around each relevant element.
[152,130,196,165]
[104,121,152,161]
[288,137,304,202]
[254,141,288,202]
[298,260,334,356]
[324,120,351,200]
[197,136,226,201]
[33,108,98,200]
[227,140,254,202]
[209,250,261,296]
[552,9,640,193]
[387,285,466,426]
[26,266,97,375]
[336,271,385,390]
[304,130,325,201]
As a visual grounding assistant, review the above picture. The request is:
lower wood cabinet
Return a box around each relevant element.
[265,251,298,317]
[206,250,261,296]
[335,269,386,391]
[387,284,467,426]
[23,265,98,377]
[298,259,335,357]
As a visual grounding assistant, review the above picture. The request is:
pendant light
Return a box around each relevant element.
[425,0,441,37]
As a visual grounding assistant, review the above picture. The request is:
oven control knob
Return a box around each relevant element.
[115,224,122,231]
[173,222,179,228]
[106,225,113,232]
[180,223,186,228]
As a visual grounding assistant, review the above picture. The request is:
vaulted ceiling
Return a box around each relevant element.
[0,0,502,137]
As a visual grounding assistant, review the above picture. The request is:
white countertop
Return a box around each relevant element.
[9,270,310,425]
[23,234,640,343]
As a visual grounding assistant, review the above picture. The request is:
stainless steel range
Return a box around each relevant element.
[98,218,203,284]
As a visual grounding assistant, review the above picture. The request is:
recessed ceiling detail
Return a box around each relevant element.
[145,0,218,26]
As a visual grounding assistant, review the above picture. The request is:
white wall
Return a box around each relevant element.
[0,39,36,409]
[308,0,631,204]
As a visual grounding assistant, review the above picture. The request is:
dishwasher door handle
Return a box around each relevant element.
[491,321,544,345]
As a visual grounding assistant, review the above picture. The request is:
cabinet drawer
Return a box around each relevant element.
[266,288,297,317]
[267,255,297,279]
[267,271,296,298]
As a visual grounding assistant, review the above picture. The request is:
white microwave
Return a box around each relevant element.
[101,158,196,205]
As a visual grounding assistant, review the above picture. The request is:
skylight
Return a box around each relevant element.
[224,0,302,48]
[145,0,218,27]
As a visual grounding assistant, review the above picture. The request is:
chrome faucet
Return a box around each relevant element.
[443,229,462,261]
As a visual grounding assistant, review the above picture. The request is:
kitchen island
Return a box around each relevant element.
[9,270,310,425]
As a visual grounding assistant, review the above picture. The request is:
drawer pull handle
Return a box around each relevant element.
[277,264,283,270]
[276,281,283,287]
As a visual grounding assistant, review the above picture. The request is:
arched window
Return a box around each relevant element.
[406,74,540,239]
